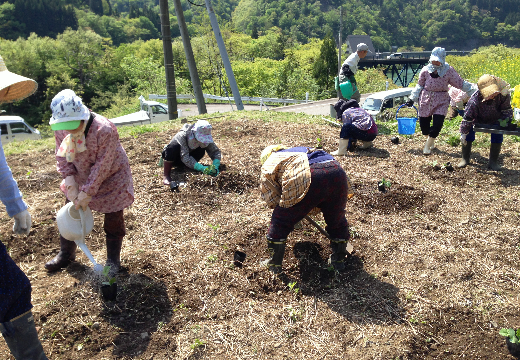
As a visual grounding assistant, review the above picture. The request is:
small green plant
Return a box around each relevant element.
[190,338,205,350]
[207,254,218,263]
[431,160,438,167]
[315,137,322,148]
[26,170,32,178]
[287,281,299,295]
[446,134,460,146]
[500,328,520,343]
[380,178,392,188]
[102,266,116,286]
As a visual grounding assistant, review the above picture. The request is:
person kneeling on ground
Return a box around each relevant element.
[45,89,134,274]
[161,120,222,185]
[332,99,377,155]
[259,145,354,274]
[458,74,513,171]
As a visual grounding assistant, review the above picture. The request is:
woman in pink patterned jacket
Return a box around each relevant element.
[45,89,134,273]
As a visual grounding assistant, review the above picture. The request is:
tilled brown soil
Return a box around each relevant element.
[1,115,520,359]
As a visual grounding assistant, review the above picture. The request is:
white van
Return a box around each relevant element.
[362,88,413,117]
[141,100,169,123]
[0,116,41,144]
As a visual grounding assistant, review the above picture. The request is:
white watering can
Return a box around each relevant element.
[56,202,103,272]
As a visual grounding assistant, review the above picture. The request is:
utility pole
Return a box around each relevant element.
[337,6,343,98]
[204,0,244,110]
[172,0,207,114]
[159,0,178,119]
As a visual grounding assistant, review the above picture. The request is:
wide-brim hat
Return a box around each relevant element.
[49,89,89,131]
[478,74,500,100]
[193,120,214,144]
[0,55,38,103]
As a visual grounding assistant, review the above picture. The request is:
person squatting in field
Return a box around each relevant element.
[259,145,355,274]
[458,74,514,171]
[160,119,222,185]
[405,47,477,155]
[0,54,48,360]
[45,89,134,275]
[332,99,378,155]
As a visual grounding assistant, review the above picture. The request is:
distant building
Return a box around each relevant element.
[346,35,376,54]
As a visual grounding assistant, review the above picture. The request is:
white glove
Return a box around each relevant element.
[64,175,79,202]
[460,133,467,146]
[74,191,92,211]
[13,209,32,235]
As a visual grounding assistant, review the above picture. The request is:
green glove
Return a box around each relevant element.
[498,118,509,127]
[212,159,220,170]
[193,162,208,172]
[203,165,219,177]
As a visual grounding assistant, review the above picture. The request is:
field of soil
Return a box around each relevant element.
[1,112,519,359]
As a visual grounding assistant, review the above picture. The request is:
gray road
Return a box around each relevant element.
[177,94,369,117]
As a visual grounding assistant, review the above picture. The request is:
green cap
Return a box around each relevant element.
[50,120,81,131]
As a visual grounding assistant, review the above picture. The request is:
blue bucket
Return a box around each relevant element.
[396,104,418,135]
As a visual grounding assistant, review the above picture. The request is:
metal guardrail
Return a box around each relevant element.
[149,93,309,105]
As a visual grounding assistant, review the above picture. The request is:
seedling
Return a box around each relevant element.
[102,266,116,286]
[500,328,520,343]
[203,165,218,176]
[380,178,392,188]
[315,137,323,149]
[190,338,205,350]
[287,281,299,295]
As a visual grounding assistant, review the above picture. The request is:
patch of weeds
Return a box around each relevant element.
[445,134,460,146]
[190,338,205,350]
[207,254,218,263]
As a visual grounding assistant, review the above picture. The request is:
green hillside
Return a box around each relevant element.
[1,0,520,49]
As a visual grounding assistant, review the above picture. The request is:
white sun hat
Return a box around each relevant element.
[0,55,38,103]
[49,89,90,131]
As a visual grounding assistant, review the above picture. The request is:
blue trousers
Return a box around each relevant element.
[0,241,32,322]
[466,129,503,144]
[340,124,376,142]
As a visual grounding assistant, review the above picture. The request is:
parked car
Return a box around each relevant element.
[361,88,413,117]
[109,97,177,127]
[387,53,403,59]
[0,116,41,144]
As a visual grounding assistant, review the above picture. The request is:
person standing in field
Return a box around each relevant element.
[0,54,48,360]
[339,43,371,103]
[405,47,476,155]
[45,89,134,274]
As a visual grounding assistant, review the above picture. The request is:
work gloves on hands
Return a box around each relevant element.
[74,191,92,211]
[460,133,467,146]
[405,99,414,107]
[13,209,32,235]
[341,64,354,78]
[194,161,220,177]
[64,175,79,202]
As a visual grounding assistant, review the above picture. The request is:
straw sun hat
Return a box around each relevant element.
[0,55,38,103]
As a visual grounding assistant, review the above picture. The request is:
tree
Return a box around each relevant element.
[312,31,337,99]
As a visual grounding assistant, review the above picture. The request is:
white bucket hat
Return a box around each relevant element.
[0,55,38,103]
[49,89,90,131]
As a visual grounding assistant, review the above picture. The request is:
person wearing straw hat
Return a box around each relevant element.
[458,74,513,170]
[259,145,354,274]
[44,89,134,274]
[0,55,48,359]
[338,43,371,103]
[405,47,476,155]
[160,119,222,185]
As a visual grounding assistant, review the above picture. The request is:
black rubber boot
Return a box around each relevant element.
[263,236,286,274]
[488,143,502,171]
[44,236,76,272]
[328,238,348,271]
[0,311,48,360]
[105,236,123,275]
[162,160,173,185]
[457,142,472,168]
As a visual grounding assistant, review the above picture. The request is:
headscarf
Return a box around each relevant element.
[426,47,450,77]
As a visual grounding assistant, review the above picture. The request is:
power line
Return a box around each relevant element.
[186,0,205,7]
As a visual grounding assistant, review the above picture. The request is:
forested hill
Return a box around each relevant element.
[1,0,520,49]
